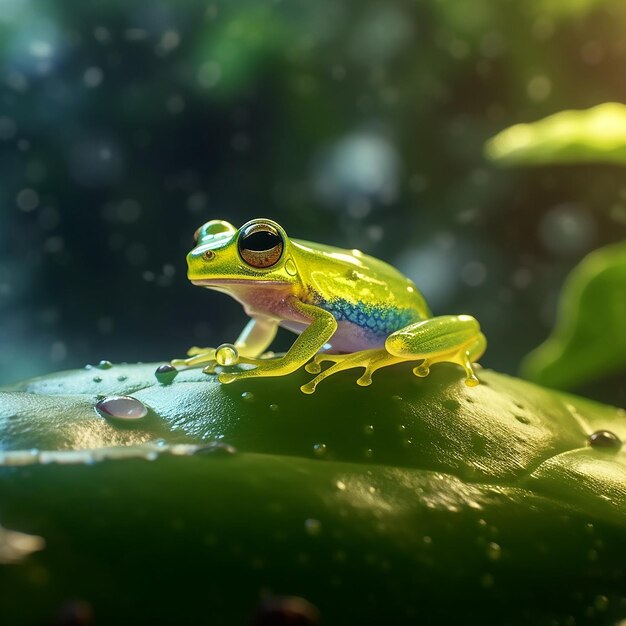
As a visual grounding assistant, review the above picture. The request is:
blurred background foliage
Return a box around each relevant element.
[2,0,626,405]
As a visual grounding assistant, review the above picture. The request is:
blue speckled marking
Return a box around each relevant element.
[313,295,419,337]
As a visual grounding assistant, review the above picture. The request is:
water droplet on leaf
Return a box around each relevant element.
[486,542,501,561]
[215,343,239,366]
[155,364,177,384]
[95,396,148,421]
[588,430,621,450]
[96,360,112,370]
[241,391,254,402]
[313,443,327,457]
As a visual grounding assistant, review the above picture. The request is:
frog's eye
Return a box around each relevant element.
[238,222,284,269]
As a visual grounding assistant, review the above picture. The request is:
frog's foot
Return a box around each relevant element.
[386,316,487,388]
[216,354,296,385]
[171,347,217,369]
[411,352,480,387]
[301,349,404,394]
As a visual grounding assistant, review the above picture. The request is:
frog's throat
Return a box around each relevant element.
[191,278,289,287]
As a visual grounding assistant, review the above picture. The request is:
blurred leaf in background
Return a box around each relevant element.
[522,241,626,390]
[486,103,626,395]
[486,103,626,167]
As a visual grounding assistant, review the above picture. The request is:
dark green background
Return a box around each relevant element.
[1,0,626,404]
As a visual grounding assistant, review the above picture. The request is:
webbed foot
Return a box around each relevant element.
[301,349,404,394]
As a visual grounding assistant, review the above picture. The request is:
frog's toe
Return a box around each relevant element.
[300,381,317,394]
[202,361,219,374]
[218,371,239,384]
[464,374,480,387]
[186,346,206,357]
[356,370,373,386]
[412,361,430,378]
[305,361,322,374]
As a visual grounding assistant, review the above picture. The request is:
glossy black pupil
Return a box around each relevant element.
[240,230,280,252]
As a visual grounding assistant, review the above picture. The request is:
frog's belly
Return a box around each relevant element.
[279,320,389,352]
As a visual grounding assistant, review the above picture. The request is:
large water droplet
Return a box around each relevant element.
[155,364,177,384]
[241,391,254,402]
[216,343,239,366]
[95,396,148,421]
[97,360,112,370]
[588,430,621,449]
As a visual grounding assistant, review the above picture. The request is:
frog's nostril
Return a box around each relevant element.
[203,250,215,261]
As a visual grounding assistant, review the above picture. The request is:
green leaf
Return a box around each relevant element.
[1,363,626,624]
[522,241,626,390]
[485,102,626,166]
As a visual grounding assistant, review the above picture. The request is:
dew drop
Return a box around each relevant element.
[594,595,609,612]
[92,376,102,383]
[97,360,112,370]
[486,542,501,561]
[304,518,322,536]
[215,343,239,366]
[364,448,373,458]
[313,443,327,457]
[95,395,148,420]
[241,391,254,402]
[155,364,178,384]
[363,424,374,435]
[588,430,621,450]
[336,480,346,491]
[194,442,237,457]
[116,375,127,382]
[515,415,530,425]
[269,403,279,412]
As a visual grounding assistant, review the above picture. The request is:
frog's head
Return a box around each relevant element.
[187,218,301,290]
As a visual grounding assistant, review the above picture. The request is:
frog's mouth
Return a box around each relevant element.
[190,278,289,287]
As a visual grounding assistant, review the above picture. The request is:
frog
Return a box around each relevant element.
[172,218,487,394]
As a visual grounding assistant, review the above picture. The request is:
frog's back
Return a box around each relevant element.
[291,239,430,352]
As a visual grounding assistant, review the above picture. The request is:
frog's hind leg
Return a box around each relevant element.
[301,349,404,394]
[386,315,487,387]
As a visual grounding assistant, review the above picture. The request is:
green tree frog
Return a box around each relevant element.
[172,219,486,394]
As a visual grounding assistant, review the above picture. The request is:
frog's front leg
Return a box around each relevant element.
[218,299,337,384]
[386,315,486,386]
[171,317,278,369]
[302,315,486,393]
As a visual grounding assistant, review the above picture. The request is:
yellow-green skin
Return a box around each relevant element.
[172,218,486,393]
